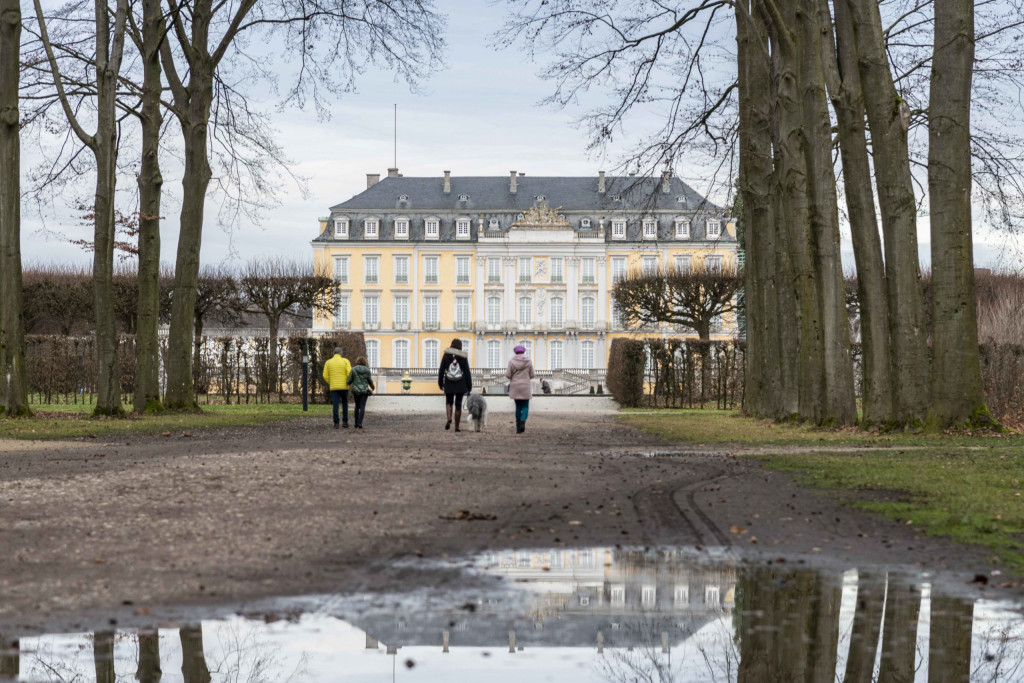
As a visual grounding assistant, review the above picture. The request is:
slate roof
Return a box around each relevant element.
[329,175,717,213]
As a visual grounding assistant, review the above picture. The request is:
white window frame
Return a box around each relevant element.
[516,339,533,358]
[580,218,591,228]
[705,255,723,272]
[487,258,502,283]
[364,218,379,239]
[674,255,692,274]
[393,295,410,328]
[333,218,349,239]
[518,296,532,326]
[674,585,690,606]
[675,219,691,239]
[363,295,379,328]
[706,219,722,238]
[455,296,471,329]
[611,219,626,239]
[642,219,657,240]
[581,258,596,284]
[333,256,349,284]
[394,218,409,240]
[487,340,502,369]
[456,256,471,285]
[611,256,626,283]
[549,297,563,329]
[550,257,564,283]
[365,339,379,368]
[580,340,595,369]
[363,256,379,285]
[393,339,410,369]
[334,295,349,329]
[549,340,563,370]
[488,218,500,230]
[423,339,440,370]
[425,218,440,240]
[642,256,658,276]
[581,296,596,329]
[456,218,471,240]
[487,296,502,326]
[518,257,532,283]
[424,256,439,285]
[424,295,440,329]
[394,255,409,285]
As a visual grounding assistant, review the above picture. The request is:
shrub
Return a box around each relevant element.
[607,338,646,407]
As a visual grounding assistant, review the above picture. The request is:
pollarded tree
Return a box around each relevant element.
[611,264,742,341]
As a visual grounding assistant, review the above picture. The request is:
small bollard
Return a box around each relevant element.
[301,355,310,411]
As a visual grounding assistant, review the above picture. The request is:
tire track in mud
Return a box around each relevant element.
[630,461,733,548]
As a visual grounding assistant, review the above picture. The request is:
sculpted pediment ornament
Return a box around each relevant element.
[512,200,572,230]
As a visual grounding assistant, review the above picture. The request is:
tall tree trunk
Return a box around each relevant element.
[927,596,973,682]
[134,0,164,414]
[180,624,212,683]
[821,0,894,426]
[926,0,988,429]
[0,0,28,417]
[845,0,929,425]
[94,630,115,683]
[798,0,856,425]
[137,628,162,683]
[877,573,922,683]
[843,570,885,683]
[0,636,17,679]
[737,567,773,682]
[805,571,842,682]
[165,70,214,410]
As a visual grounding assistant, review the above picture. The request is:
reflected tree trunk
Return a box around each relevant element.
[180,624,212,683]
[843,570,885,683]
[137,628,162,682]
[94,630,115,683]
[0,636,17,680]
[737,568,774,682]
[878,574,922,683]
[805,572,842,682]
[927,596,973,682]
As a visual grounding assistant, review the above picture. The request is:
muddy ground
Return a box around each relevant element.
[0,412,1011,634]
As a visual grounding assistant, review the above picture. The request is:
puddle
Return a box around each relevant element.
[2,547,1022,681]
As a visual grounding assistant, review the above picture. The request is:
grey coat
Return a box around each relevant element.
[505,353,535,400]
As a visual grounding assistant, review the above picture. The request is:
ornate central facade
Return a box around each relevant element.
[311,170,738,374]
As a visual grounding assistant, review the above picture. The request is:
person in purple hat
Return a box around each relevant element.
[506,344,536,434]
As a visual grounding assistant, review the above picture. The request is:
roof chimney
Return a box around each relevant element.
[387,167,400,178]
[443,170,451,194]
[598,171,606,194]
[366,173,380,189]
[661,170,671,193]
[509,171,517,194]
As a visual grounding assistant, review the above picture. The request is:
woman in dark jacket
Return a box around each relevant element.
[347,356,376,429]
[438,338,472,431]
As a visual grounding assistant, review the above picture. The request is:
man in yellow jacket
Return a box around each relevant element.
[323,347,352,428]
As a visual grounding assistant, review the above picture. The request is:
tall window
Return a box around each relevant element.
[643,219,657,239]
[394,255,409,284]
[674,255,692,274]
[706,219,722,238]
[705,255,723,272]
[363,295,379,327]
[333,256,349,284]
[424,296,440,328]
[363,256,379,284]
[425,218,439,239]
[580,341,595,369]
[518,296,532,326]
[581,296,596,329]
[549,340,563,370]
[642,256,658,276]
[456,219,471,239]
[519,257,531,283]
[364,218,379,239]
[424,339,440,369]
[393,339,409,369]
[487,257,501,283]
[581,258,596,284]
[394,219,409,239]
[334,295,349,328]
[365,339,379,368]
[611,220,626,239]
[460,338,472,360]
[550,257,564,283]
[675,219,691,239]
[487,340,502,368]
[487,296,502,325]
[455,296,471,328]
[334,218,348,239]
[612,302,626,329]
[393,295,409,327]
[456,256,471,284]
[549,297,563,328]
[611,257,626,283]
[516,340,533,358]
[424,256,439,285]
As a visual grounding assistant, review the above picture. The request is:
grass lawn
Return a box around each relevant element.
[622,409,1024,569]
[0,403,328,440]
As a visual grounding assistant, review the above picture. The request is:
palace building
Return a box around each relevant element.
[311,169,738,380]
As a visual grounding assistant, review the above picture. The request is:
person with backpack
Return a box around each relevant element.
[438,338,472,431]
[506,344,536,433]
[322,347,352,429]
[347,356,375,429]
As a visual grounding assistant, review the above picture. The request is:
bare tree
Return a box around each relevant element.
[0,0,28,416]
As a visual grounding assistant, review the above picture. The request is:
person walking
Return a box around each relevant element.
[438,338,472,431]
[347,356,375,429]
[506,344,535,433]
[322,347,352,429]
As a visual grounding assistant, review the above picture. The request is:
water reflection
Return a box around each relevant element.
[2,548,1021,682]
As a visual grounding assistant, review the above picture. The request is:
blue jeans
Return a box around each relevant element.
[514,399,530,423]
[331,389,349,425]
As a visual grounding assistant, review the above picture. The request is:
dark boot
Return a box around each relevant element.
[445,404,453,430]
[516,419,524,434]
[454,410,462,432]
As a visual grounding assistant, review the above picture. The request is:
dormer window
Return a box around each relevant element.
[611,219,626,239]
[458,193,470,201]
[364,218,379,239]
[394,218,409,240]
[643,219,657,240]
[488,218,500,229]
[517,213,525,220]
[580,218,592,228]
[612,194,621,202]
[675,218,691,239]
[536,194,546,202]
[706,219,722,238]
[456,218,471,239]
[334,218,349,239]
[425,218,440,240]
[676,195,687,203]
[399,194,409,202]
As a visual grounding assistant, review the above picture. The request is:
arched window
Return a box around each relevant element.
[516,340,533,358]
[487,340,502,368]
[549,340,563,370]
[518,296,532,326]
[549,297,564,329]
[580,341,595,369]
[393,339,410,369]
[423,339,440,369]
[365,339,379,369]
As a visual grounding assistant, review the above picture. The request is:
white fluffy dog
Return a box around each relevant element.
[465,393,488,432]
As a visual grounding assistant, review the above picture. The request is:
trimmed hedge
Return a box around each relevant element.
[607,338,646,408]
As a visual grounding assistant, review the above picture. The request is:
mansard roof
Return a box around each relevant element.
[329,175,716,213]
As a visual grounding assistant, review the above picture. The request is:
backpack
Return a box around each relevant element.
[445,356,464,382]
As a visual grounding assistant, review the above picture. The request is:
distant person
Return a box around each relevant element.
[541,378,552,394]
[323,347,352,429]
[506,345,536,434]
[438,338,472,431]
[347,356,375,429]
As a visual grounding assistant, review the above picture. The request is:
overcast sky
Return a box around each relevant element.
[18,0,1022,272]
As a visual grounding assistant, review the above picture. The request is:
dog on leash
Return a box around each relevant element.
[465,393,488,432]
